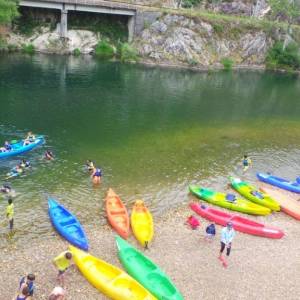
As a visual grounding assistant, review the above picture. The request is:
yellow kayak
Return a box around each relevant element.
[131,200,154,248]
[69,246,157,300]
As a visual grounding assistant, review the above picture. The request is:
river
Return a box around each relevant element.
[0,53,299,248]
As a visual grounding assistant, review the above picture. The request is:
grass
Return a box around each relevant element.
[73,48,81,56]
[120,43,138,62]
[95,40,115,59]
[22,43,35,55]
[221,58,234,71]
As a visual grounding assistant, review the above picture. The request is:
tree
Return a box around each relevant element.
[268,0,300,49]
[0,0,19,25]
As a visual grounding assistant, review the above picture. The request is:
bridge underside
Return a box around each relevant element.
[19,0,136,41]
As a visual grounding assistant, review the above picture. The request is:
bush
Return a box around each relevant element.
[182,0,202,8]
[120,43,138,62]
[266,42,300,71]
[212,23,224,34]
[221,57,234,71]
[73,48,81,56]
[7,43,18,52]
[22,43,35,54]
[0,36,7,51]
[95,40,114,59]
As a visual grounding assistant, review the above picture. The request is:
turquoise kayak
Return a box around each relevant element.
[116,236,184,300]
[0,136,44,159]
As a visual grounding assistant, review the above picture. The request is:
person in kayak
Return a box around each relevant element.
[45,150,54,160]
[242,154,252,172]
[19,274,36,297]
[86,160,94,172]
[4,141,12,151]
[91,166,102,185]
[53,251,73,287]
[219,222,235,268]
[6,197,14,231]
[23,132,36,145]
[205,222,216,242]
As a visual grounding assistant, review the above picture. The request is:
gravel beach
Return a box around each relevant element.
[2,185,300,300]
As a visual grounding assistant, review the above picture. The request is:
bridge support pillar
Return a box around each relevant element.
[128,16,135,43]
[60,8,68,38]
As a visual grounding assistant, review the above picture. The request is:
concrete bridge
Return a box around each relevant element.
[19,0,138,41]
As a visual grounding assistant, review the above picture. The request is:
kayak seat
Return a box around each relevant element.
[226,194,236,203]
[59,217,75,226]
[110,210,124,215]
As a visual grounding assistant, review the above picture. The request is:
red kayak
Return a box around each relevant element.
[190,203,284,239]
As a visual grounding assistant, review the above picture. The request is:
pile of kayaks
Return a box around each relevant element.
[48,192,183,300]
[105,188,154,248]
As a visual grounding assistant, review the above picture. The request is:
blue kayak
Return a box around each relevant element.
[0,136,45,159]
[48,197,89,251]
[257,173,300,194]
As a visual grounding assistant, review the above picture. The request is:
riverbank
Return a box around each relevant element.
[2,184,300,299]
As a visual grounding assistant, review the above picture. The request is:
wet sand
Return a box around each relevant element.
[2,186,300,300]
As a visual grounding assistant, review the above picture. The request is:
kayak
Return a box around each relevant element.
[131,200,154,248]
[260,185,300,220]
[116,236,184,300]
[0,136,45,159]
[257,173,300,194]
[230,177,280,211]
[189,185,271,216]
[48,197,89,251]
[69,245,157,300]
[105,188,130,239]
[190,202,284,239]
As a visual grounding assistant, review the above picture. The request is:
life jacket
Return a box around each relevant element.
[186,215,200,229]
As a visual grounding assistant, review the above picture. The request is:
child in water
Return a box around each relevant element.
[45,150,54,160]
[242,154,252,172]
[86,160,94,172]
[91,166,102,185]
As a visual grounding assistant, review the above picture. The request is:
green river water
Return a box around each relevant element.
[0,53,300,248]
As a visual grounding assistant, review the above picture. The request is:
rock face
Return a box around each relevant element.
[7,27,99,54]
[135,13,272,66]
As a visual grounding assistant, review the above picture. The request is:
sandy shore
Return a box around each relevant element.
[2,186,300,300]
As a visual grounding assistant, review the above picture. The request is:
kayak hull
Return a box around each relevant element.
[230,177,280,211]
[116,236,184,300]
[48,197,89,251]
[190,203,284,239]
[0,136,45,159]
[131,200,154,247]
[70,245,156,300]
[189,185,271,216]
[105,188,130,239]
[257,173,300,194]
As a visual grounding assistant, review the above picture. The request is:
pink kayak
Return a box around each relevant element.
[190,203,284,239]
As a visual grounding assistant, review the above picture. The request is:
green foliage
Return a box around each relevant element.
[73,48,81,56]
[22,43,35,55]
[95,40,115,59]
[212,23,224,34]
[120,43,138,62]
[7,43,17,52]
[14,14,43,36]
[0,36,7,51]
[268,0,300,23]
[266,42,300,70]
[221,58,234,71]
[0,0,19,25]
[182,0,202,8]
[188,58,198,66]
[68,12,128,43]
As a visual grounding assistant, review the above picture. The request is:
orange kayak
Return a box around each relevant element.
[105,188,130,238]
[260,185,300,220]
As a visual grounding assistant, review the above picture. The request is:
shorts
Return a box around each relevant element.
[58,269,67,275]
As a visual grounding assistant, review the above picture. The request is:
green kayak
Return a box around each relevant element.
[229,177,280,211]
[189,185,271,216]
[115,236,184,300]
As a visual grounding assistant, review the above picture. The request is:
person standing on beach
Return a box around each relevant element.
[19,274,35,297]
[49,286,66,300]
[6,198,14,231]
[13,285,31,300]
[53,251,73,286]
[205,222,216,242]
[219,222,235,268]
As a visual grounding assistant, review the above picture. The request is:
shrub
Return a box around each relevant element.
[212,23,224,34]
[221,57,234,71]
[0,36,7,51]
[7,43,18,52]
[95,40,114,59]
[73,48,81,56]
[182,0,202,8]
[266,42,300,71]
[22,43,35,54]
[188,58,198,66]
[120,43,138,62]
